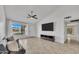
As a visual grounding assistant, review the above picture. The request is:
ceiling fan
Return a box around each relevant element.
[27,11,38,20]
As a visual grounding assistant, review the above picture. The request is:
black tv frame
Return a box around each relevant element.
[42,22,53,31]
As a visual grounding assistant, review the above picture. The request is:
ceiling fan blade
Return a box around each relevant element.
[26,11,38,19]
[32,15,37,18]
[31,15,38,19]
[33,15,37,16]
[34,17,38,19]
[28,14,31,17]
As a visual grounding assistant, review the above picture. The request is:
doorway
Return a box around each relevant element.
[65,22,79,44]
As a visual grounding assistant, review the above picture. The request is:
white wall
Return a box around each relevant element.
[0,6,7,46]
[36,14,65,43]
[28,23,37,37]
[0,6,6,36]
[75,23,79,41]
[0,22,4,36]
[36,6,68,43]
[37,16,55,37]
[25,24,28,36]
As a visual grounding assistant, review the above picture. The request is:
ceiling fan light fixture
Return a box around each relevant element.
[30,17,33,20]
[26,11,38,20]
[27,17,33,20]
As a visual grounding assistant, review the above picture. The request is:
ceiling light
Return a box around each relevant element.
[26,11,38,20]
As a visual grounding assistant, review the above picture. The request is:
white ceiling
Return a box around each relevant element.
[4,5,59,24]
[4,5,79,24]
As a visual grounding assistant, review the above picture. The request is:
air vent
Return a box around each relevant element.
[64,16,72,19]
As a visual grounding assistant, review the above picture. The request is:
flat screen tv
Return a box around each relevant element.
[42,22,53,31]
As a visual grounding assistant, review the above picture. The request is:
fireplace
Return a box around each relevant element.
[41,35,55,42]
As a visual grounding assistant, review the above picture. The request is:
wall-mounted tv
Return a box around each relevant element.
[42,22,53,31]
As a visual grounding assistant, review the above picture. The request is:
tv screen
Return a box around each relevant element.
[42,22,53,31]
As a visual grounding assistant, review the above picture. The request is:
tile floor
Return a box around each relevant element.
[26,38,79,54]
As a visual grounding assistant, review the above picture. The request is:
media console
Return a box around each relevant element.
[41,35,55,42]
